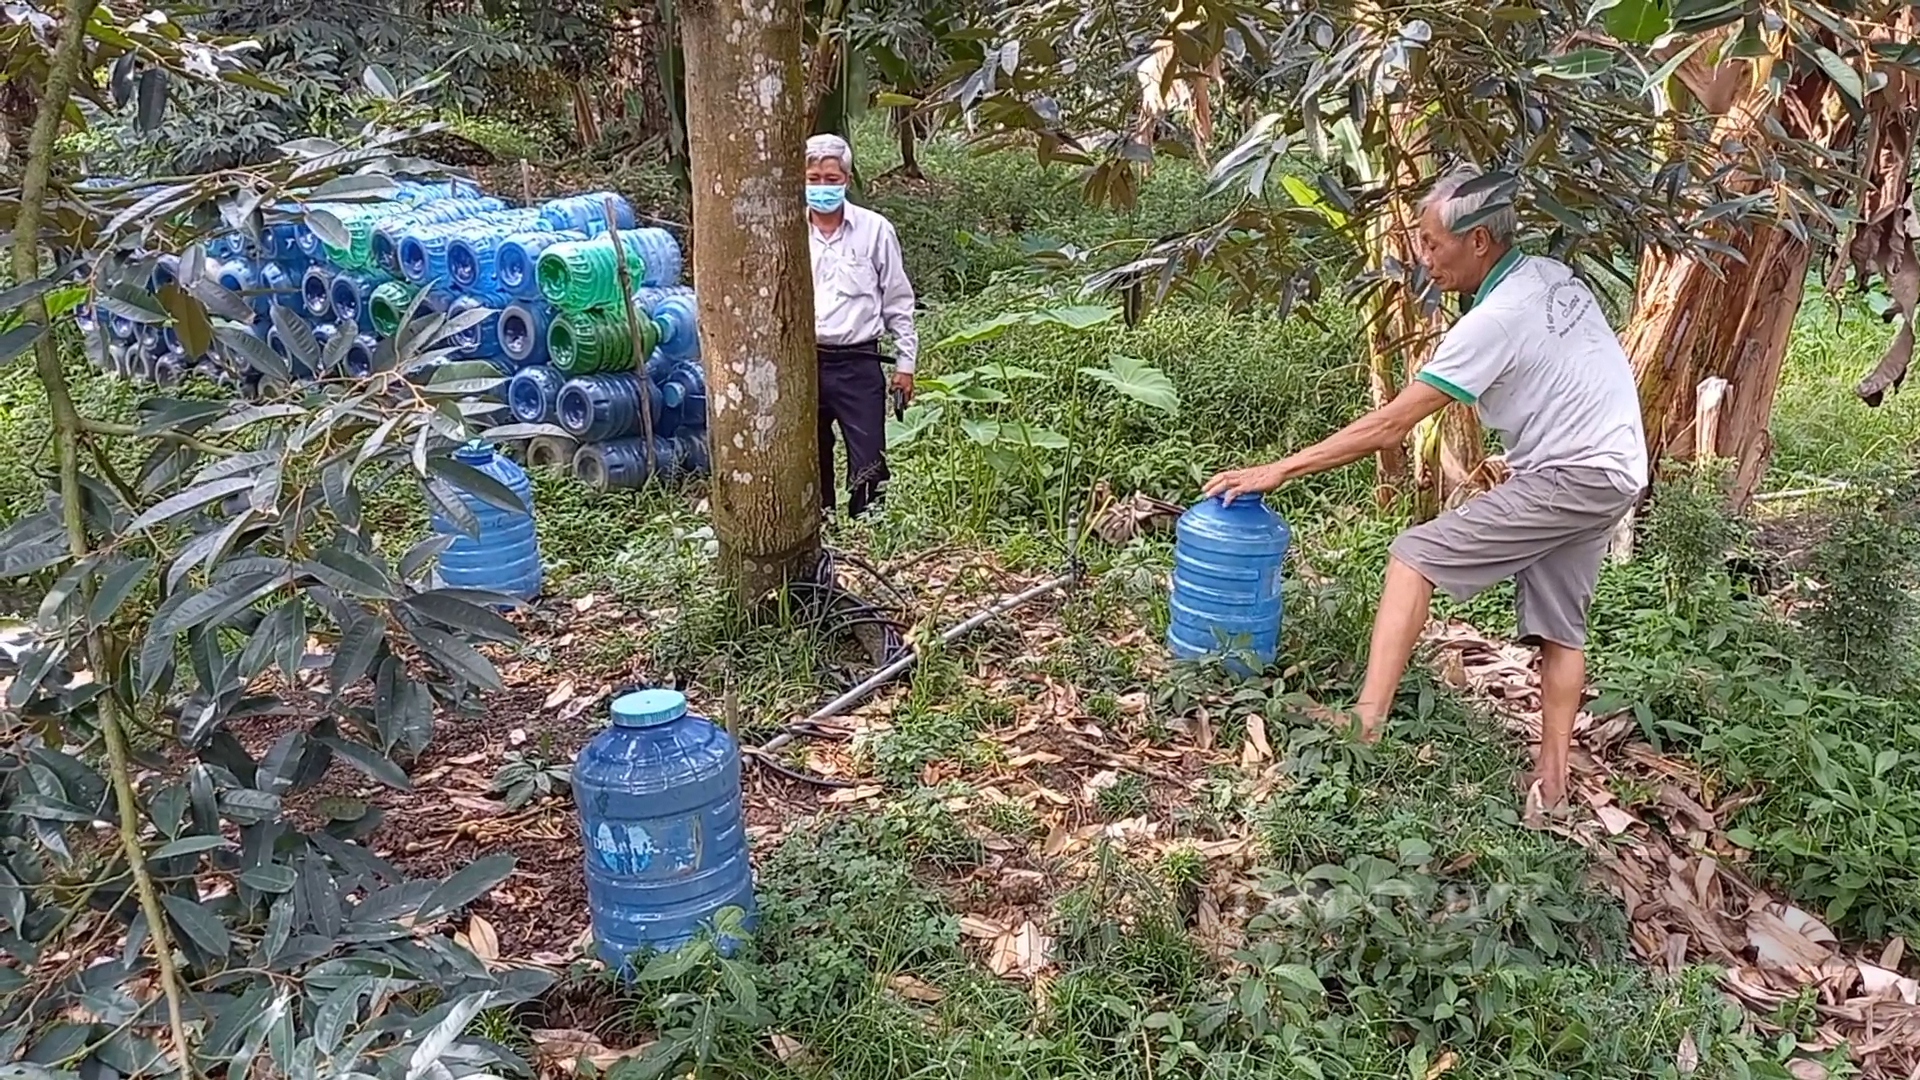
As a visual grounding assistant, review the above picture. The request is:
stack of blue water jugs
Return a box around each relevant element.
[71,177,711,492]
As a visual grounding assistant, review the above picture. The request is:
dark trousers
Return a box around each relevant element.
[817,341,889,517]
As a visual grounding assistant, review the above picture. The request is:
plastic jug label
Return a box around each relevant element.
[589,816,703,877]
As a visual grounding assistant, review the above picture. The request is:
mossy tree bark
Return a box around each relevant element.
[681,0,824,603]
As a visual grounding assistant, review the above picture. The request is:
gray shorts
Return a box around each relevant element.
[1389,466,1640,649]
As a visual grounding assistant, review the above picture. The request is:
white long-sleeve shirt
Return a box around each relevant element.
[808,202,920,373]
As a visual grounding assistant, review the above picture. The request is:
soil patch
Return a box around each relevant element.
[224,603,828,962]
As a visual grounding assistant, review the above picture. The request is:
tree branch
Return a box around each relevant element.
[12,0,198,1073]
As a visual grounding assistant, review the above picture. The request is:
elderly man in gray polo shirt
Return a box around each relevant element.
[1204,164,1648,811]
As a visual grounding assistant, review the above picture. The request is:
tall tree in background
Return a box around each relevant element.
[681,0,823,601]
[1621,4,1920,502]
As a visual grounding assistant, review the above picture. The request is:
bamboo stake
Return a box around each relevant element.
[601,196,659,478]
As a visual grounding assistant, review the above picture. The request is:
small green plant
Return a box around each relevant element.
[609,907,769,1080]
[490,735,574,809]
[1799,466,1920,693]
[1094,771,1150,819]
[1640,457,1749,618]
[983,799,1041,839]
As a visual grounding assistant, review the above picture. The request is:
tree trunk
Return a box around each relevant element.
[1364,99,1486,517]
[681,0,823,603]
[896,108,922,179]
[608,4,672,144]
[1623,15,1918,506]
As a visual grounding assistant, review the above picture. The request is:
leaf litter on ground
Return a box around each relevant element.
[1430,619,1920,1079]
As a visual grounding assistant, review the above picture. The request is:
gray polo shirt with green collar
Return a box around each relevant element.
[1415,250,1649,494]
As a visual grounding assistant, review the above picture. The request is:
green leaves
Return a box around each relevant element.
[304,209,350,251]
[1802,42,1864,106]
[1079,354,1179,415]
[316,736,412,791]
[930,304,1120,352]
[161,892,232,958]
[0,321,49,367]
[417,854,515,921]
[126,475,253,533]
[1588,0,1671,45]
[1538,48,1615,80]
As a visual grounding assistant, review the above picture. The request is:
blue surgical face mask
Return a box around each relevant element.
[806,184,847,213]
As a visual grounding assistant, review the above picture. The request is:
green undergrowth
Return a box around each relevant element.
[1768,297,1919,486]
[530,628,1824,1079]
[851,123,1224,304]
[1452,459,1920,943]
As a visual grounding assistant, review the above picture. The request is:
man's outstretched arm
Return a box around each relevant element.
[1204,381,1454,500]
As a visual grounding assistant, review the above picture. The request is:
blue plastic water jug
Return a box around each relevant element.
[573,436,687,492]
[557,373,662,442]
[499,301,551,367]
[1166,494,1290,673]
[507,365,566,425]
[574,688,757,965]
[344,333,378,378]
[655,361,707,437]
[301,267,335,319]
[651,293,700,361]
[427,441,543,602]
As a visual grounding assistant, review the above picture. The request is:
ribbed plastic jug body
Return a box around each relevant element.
[654,362,708,437]
[444,211,543,292]
[573,437,687,492]
[508,365,567,424]
[369,281,420,336]
[1166,494,1290,673]
[548,308,647,376]
[574,688,756,966]
[330,272,384,332]
[628,228,684,287]
[262,223,302,261]
[499,301,550,366]
[675,431,712,476]
[539,192,636,235]
[427,442,543,601]
[344,334,378,378]
[497,232,578,300]
[537,237,647,311]
[398,222,459,286]
[650,294,700,360]
[557,374,662,442]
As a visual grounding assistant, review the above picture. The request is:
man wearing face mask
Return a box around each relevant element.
[804,132,920,519]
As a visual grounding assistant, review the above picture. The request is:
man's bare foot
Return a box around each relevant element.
[1521,771,1568,813]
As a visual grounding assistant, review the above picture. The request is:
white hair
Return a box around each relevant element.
[1421,164,1518,245]
[805,133,853,172]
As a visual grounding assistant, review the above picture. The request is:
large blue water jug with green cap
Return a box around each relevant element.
[574,688,757,966]
[1167,493,1291,674]
[427,440,543,601]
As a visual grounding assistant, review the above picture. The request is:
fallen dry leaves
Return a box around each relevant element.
[1429,620,1920,1079]
[531,1029,650,1075]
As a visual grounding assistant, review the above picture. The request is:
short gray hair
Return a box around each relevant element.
[1421,164,1518,245]
[805,133,852,172]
